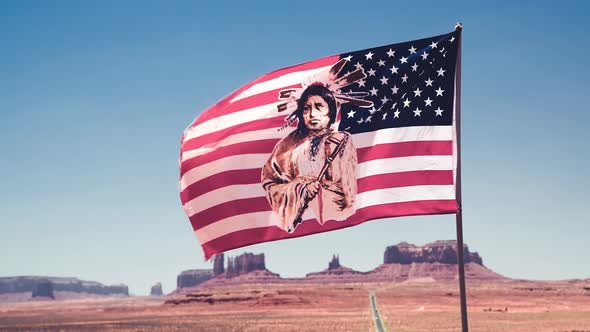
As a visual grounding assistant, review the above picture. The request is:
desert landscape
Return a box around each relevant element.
[1,241,589,332]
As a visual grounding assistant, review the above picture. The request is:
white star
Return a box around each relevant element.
[391,85,399,94]
[394,109,400,118]
[401,74,408,83]
[403,98,411,108]
[409,45,417,54]
[386,48,395,57]
[430,41,438,49]
[413,107,422,117]
[347,110,356,118]
[400,56,408,64]
[365,51,374,60]
[411,63,418,72]
[449,36,455,43]
[357,118,364,124]
[421,51,429,60]
[367,68,376,76]
[390,102,397,109]
[425,78,434,86]
[377,59,386,67]
[413,88,422,97]
[354,62,363,70]
[343,55,353,62]
[379,76,389,85]
[369,87,378,96]
[380,96,389,104]
[424,97,433,106]
[368,107,377,114]
[435,87,444,96]
[389,65,398,74]
[382,112,388,120]
[437,67,446,77]
[357,79,366,87]
[365,115,372,123]
[434,107,444,116]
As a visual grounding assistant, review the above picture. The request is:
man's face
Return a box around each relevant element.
[302,95,331,132]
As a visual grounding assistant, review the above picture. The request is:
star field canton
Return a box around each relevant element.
[339,31,458,134]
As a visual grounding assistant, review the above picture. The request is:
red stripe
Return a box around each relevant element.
[180,141,452,202]
[356,141,452,163]
[180,140,453,205]
[189,197,270,230]
[182,116,285,152]
[185,170,454,228]
[180,139,279,176]
[199,85,299,122]
[180,169,262,205]
[181,139,452,180]
[200,199,458,259]
[188,55,339,128]
[357,170,453,193]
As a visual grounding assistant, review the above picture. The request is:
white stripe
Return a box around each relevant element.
[355,184,455,207]
[358,155,453,177]
[193,211,278,246]
[183,183,266,218]
[183,102,282,142]
[180,155,264,191]
[353,126,453,148]
[194,185,455,244]
[181,128,284,161]
[182,155,453,216]
[229,65,332,103]
[181,125,453,163]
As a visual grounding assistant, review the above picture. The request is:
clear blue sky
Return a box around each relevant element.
[1,1,588,295]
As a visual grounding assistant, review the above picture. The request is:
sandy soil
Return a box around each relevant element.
[0,280,588,331]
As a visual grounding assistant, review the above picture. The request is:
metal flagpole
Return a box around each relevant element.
[453,22,468,332]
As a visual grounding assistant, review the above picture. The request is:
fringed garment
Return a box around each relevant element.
[261,129,357,232]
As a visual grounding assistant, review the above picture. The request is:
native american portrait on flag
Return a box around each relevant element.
[180,30,461,259]
[261,59,374,233]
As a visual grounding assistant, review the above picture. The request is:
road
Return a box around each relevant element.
[370,291,389,332]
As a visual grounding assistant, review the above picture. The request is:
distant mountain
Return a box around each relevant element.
[367,241,505,282]
[173,241,507,293]
[0,276,128,301]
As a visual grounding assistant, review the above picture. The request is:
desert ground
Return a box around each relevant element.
[1,280,589,332]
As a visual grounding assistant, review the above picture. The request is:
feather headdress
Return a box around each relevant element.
[277,58,374,130]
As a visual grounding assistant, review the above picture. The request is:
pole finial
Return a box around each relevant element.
[455,22,463,31]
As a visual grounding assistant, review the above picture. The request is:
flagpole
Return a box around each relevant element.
[453,22,468,332]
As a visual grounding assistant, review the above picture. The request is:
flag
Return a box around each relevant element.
[180,29,461,259]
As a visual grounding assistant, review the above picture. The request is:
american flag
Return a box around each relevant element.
[180,30,461,259]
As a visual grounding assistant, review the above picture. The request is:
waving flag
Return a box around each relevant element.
[180,30,461,259]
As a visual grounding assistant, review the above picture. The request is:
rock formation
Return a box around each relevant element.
[176,270,213,289]
[305,254,364,282]
[150,282,163,296]
[0,277,128,296]
[383,241,483,265]
[237,253,265,273]
[176,253,280,289]
[328,254,341,270]
[213,254,225,276]
[173,242,504,293]
[228,253,266,276]
[226,257,235,275]
[32,279,54,299]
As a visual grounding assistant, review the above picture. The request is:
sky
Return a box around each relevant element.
[1,1,589,295]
